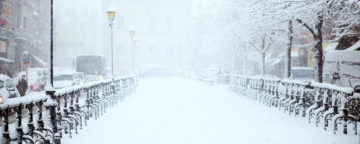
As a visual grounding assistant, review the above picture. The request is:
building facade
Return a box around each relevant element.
[0,0,50,77]
[54,0,104,69]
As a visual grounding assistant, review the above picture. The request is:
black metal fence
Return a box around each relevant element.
[0,76,136,144]
[230,75,360,135]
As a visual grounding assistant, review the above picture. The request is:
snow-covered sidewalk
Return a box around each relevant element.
[63,78,358,144]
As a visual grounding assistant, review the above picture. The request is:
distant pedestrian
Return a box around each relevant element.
[17,75,28,96]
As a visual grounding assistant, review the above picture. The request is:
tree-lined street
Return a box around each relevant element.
[0,0,359,143]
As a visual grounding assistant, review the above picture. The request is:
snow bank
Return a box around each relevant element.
[0,76,135,109]
[64,78,357,144]
[311,82,353,94]
[0,92,47,109]
[281,79,309,86]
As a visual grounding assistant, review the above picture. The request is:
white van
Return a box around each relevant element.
[323,40,360,88]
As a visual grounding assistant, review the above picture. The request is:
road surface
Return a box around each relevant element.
[63,78,357,144]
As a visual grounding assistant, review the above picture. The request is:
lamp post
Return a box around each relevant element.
[129,29,135,74]
[50,0,54,86]
[107,10,115,78]
[47,1,61,143]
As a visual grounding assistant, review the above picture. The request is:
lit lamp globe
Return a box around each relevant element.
[107,11,116,22]
[129,30,135,38]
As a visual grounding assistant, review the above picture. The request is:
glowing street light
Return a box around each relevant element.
[129,29,136,74]
[107,10,116,78]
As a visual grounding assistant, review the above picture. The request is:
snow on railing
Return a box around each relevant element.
[0,76,136,144]
[230,75,359,135]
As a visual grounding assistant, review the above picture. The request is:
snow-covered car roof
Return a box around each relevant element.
[0,74,10,80]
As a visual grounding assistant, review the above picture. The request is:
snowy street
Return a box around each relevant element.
[63,78,357,144]
[1,0,359,143]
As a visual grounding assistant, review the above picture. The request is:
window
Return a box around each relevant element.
[0,80,4,88]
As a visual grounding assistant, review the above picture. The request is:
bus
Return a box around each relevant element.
[76,55,106,82]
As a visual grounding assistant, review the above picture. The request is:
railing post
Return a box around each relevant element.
[2,109,10,143]
[46,89,61,144]
[16,105,23,144]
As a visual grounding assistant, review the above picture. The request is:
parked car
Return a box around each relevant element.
[0,75,21,104]
[197,68,219,85]
[53,72,77,89]
[323,40,360,88]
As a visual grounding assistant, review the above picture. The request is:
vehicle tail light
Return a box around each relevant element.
[0,96,3,104]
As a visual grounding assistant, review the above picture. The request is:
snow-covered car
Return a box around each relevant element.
[139,65,169,78]
[323,40,360,88]
[0,75,21,104]
[73,72,85,85]
[53,72,77,89]
[291,67,314,82]
[198,68,219,85]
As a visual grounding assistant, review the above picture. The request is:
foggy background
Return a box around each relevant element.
[53,0,233,76]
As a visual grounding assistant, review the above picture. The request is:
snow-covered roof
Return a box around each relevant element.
[325,42,338,51]
[326,40,360,51]
[325,51,360,62]
[346,40,360,51]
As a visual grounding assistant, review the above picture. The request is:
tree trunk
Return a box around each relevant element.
[286,20,293,78]
[314,12,324,82]
[261,52,265,76]
[243,53,247,75]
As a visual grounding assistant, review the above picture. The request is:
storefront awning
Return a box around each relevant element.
[32,55,47,66]
[0,57,14,63]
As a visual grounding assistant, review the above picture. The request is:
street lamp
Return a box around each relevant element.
[129,30,135,38]
[129,29,135,74]
[107,10,115,78]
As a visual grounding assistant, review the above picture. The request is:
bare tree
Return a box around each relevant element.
[232,30,249,75]
[255,34,272,76]
[226,0,359,81]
